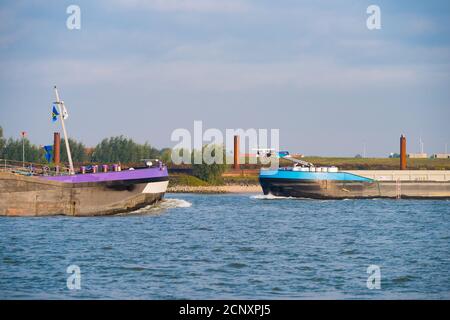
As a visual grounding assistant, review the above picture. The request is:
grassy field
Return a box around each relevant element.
[169,173,259,187]
[222,175,259,185]
[169,174,211,187]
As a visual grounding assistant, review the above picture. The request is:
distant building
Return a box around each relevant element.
[431,153,450,159]
[389,153,400,158]
[408,153,428,159]
[291,154,305,158]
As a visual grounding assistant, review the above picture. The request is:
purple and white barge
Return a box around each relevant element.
[0,86,169,216]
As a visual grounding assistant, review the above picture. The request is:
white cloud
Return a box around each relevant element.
[3,57,436,95]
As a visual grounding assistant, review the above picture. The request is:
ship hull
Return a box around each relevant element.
[259,170,450,199]
[0,169,169,216]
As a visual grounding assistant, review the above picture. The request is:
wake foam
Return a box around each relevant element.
[163,198,192,208]
[119,198,192,215]
[251,194,294,200]
[250,194,325,201]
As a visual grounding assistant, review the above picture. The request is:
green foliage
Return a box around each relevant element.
[0,126,5,152]
[160,148,172,164]
[92,135,160,163]
[170,148,193,165]
[169,174,210,187]
[61,138,88,163]
[3,137,44,163]
[0,126,166,165]
[223,175,259,185]
[191,144,228,184]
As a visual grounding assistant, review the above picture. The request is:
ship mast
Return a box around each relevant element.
[54,86,75,175]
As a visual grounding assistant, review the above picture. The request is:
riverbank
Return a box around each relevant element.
[167,184,261,194]
[168,173,261,193]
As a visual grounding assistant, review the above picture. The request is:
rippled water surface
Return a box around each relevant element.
[0,194,449,299]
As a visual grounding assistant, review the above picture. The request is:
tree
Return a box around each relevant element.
[192,144,228,184]
[0,126,5,156]
[0,129,165,165]
[4,137,44,163]
[61,138,88,163]
[92,135,160,163]
[159,148,172,164]
[170,148,192,165]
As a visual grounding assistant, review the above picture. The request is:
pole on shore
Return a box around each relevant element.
[21,131,26,168]
[400,134,407,170]
[234,135,240,170]
[22,135,24,167]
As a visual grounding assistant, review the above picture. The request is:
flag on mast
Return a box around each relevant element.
[62,103,69,120]
[52,104,59,122]
[43,145,53,162]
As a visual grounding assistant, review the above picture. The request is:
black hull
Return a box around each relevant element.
[259,177,450,199]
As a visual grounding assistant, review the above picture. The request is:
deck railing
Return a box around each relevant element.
[0,159,72,177]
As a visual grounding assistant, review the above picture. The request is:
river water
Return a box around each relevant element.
[0,194,449,299]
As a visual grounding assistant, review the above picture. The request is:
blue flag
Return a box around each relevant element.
[52,105,59,122]
[43,145,53,162]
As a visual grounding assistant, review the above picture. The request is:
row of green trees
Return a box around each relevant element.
[92,136,160,163]
[2,138,45,163]
[61,138,89,163]
[0,127,163,164]
[1,127,45,162]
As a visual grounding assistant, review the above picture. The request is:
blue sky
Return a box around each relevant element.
[0,0,449,156]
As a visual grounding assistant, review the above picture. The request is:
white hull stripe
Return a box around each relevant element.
[142,181,169,194]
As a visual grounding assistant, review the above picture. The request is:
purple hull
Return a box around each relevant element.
[40,167,168,184]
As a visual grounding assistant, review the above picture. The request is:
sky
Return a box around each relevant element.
[0,0,449,156]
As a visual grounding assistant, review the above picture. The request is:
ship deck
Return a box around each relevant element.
[344,170,450,182]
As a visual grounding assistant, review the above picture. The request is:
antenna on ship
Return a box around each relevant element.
[54,86,75,175]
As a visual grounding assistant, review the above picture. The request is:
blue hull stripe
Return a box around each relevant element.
[259,170,373,182]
